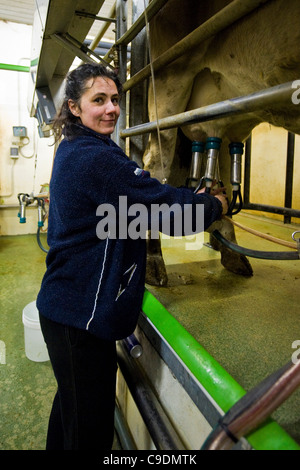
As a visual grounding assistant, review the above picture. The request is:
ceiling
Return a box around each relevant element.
[0,0,117,41]
[0,0,35,25]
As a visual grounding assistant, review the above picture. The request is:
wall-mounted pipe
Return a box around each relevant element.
[116,341,186,450]
[120,80,296,138]
[123,0,271,91]
[0,63,29,72]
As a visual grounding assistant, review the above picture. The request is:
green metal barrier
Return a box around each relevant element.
[142,288,300,450]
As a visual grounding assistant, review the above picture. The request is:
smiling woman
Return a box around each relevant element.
[52,63,123,140]
[36,63,226,451]
[68,76,121,135]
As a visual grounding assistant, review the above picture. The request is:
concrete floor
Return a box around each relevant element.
[0,234,54,449]
[147,212,300,444]
[0,212,299,449]
[0,233,120,450]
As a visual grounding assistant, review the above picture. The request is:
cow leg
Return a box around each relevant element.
[144,129,179,287]
[144,62,195,286]
[146,235,168,286]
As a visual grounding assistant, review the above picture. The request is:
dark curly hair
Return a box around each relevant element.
[53,63,123,140]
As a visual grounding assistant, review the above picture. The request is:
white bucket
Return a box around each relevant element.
[22,301,49,362]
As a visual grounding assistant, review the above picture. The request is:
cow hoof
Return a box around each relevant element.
[209,232,221,251]
[146,255,168,286]
[220,247,253,277]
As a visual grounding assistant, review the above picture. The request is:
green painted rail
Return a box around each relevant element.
[142,288,300,450]
[0,63,30,72]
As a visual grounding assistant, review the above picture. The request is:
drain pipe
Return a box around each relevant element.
[116,341,185,450]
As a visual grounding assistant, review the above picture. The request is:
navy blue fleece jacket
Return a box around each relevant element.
[37,125,222,340]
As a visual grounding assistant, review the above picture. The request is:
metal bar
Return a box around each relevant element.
[242,134,300,220]
[113,0,128,150]
[103,0,169,64]
[129,0,149,167]
[75,10,116,23]
[242,202,300,219]
[51,32,114,69]
[243,136,252,206]
[284,132,295,224]
[50,33,97,64]
[114,400,137,450]
[89,2,117,51]
[123,0,271,91]
[117,341,186,450]
[120,80,297,138]
[116,0,169,46]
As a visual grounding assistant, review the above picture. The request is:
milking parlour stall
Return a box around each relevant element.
[3,0,300,458]
[115,0,300,452]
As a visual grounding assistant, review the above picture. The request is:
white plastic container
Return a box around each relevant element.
[22,301,49,362]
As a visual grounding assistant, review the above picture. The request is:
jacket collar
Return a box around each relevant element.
[65,122,112,143]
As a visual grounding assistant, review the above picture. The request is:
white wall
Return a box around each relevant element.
[248,124,300,224]
[0,20,54,236]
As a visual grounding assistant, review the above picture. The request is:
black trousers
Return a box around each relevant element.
[39,313,117,450]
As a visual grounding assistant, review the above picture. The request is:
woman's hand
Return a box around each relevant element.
[197,184,228,215]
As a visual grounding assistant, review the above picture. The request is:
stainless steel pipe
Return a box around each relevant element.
[123,0,271,92]
[120,80,297,138]
[117,341,185,450]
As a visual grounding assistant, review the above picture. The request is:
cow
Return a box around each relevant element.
[142,0,300,286]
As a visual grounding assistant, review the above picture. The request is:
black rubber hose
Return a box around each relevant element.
[227,191,238,216]
[212,229,299,260]
[229,188,243,216]
[37,227,49,253]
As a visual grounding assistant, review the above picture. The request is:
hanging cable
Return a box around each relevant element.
[143,0,167,184]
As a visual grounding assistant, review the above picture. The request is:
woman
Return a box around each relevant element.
[37,63,227,450]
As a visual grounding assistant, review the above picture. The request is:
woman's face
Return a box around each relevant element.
[68,76,120,135]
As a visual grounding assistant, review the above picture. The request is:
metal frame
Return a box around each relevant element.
[117,0,299,222]
[243,133,298,222]
[30,0,300,449]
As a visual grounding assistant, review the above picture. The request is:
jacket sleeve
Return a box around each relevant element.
[105,158,223,235]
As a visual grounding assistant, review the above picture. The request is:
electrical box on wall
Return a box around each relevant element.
[10,147,19,159]
[13,126,27,137]
[34,86,56,138]
[36,87,56,125]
